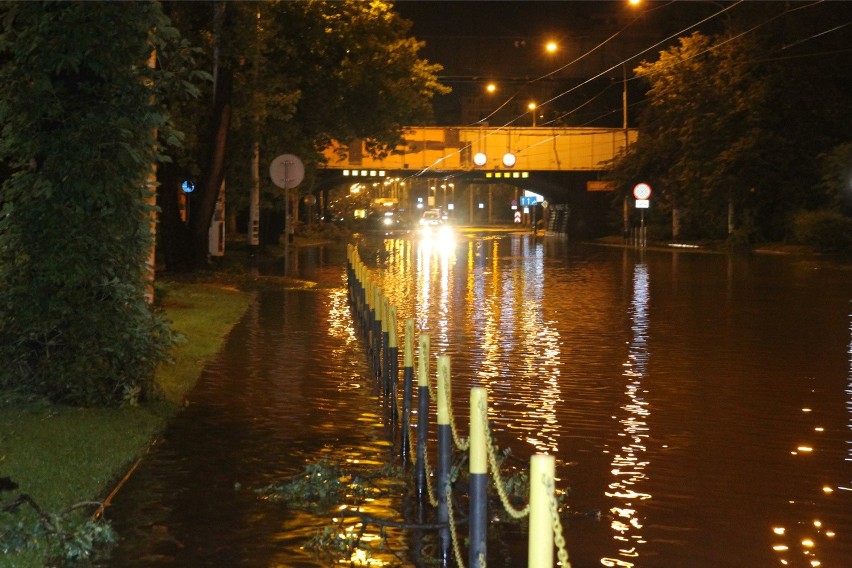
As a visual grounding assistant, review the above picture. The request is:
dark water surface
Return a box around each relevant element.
[105,233,851,567]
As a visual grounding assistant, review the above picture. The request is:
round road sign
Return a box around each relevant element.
[633,183,652,200]
[269,154,305,189]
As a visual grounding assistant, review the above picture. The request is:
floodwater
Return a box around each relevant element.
[104,232,852,568]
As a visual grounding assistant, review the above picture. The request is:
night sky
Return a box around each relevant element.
[392,1,852,126]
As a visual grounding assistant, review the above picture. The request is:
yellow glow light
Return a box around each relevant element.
[773,527,786,535]
[797,446,813,453]
[801,538,815,548]
[546,41,558,53]
[810,561,821,567]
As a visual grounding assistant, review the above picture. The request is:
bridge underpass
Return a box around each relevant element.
[316,125,637,235]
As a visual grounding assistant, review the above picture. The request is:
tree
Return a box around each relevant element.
[0,2,196,405]
[609,2,852,243]
[159,0,448,270]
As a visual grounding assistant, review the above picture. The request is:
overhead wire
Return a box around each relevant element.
[620,1,844,132]
[405,0,840,179]
[411,1,742,178]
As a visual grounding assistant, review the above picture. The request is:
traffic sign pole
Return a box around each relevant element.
[632,183,652,247]
[269,154,305,274]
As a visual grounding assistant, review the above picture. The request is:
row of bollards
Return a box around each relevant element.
[346,244,569,568]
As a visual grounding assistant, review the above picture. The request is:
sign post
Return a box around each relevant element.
[270,154,305,274]
[632,183,652,247]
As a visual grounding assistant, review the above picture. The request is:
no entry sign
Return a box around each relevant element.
[633,183,652,200]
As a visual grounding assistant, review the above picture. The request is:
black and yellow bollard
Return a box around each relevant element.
[415,332,430,503]
[381,295,390,394]
[401,318,415,463]
[528,454,556,567]
[372,284,383,381]
[387,304,399,423]
[436,355,452,566]
[469,387,488,568]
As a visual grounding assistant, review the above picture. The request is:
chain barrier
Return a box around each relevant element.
[480,397,530,519]
[421,437,439,507]
[445,478,467,568]
[546,475,572,567]
[348,253,578,567]
[440,369,470,452]
[406,419,418,467]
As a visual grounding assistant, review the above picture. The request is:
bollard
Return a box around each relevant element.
[469,387,488,568]
[373,285,382,381]
[387,305,399,423]
[401,318,415,463]
[415,332,430,503]
[528,454,555,568]
[365,278,374,346]
[352,257,361,317]
[382,296,390,396]
[436,355,452,566]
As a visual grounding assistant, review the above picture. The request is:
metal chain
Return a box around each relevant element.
[546,476,571,567]
[440,370,470,451]
[426,365,436,400]
[445,478,467,568]
[406,420,418,467]
[481,399,529,519]
[422,440,439,507]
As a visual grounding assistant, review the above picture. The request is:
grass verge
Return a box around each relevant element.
[0,279,253,567]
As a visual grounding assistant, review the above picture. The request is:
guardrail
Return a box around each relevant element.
[347,244,572,568]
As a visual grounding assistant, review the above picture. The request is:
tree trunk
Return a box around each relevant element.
[157,161,194,272]
[186,2,233,270]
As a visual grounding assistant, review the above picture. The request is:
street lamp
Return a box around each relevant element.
[528,101,537,127]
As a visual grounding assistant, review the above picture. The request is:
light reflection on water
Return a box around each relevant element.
[106,235,852,567]
[602,262,651,567]
[366,233,852,567]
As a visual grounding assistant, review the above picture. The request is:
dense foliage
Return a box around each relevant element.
[0,2,196,404]
[608,3,852,247]
[158,0,448,269]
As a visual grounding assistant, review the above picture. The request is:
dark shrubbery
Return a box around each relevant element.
[0,3,183,405]
[792,210,852,254]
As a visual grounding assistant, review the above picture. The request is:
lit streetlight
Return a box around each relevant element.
[528,101,537,127]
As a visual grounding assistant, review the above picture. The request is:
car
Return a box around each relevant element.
[419,209,443,226]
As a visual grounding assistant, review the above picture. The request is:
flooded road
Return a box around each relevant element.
[106,232,851,567]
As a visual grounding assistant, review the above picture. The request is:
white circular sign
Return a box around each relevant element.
[633,183,652,200]
[473,152,487,166]
[502,152,516,167]
[269,154,305,189]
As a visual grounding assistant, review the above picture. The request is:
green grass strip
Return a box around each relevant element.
[0,280,252,567]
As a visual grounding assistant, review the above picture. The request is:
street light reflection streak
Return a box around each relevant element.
[416,241,432,333]
[519,239,561,454]
[603,263,652,568]
[468,240,503,386]
[846,306,852,477]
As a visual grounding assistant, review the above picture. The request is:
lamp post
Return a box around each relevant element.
[528,101,537,127]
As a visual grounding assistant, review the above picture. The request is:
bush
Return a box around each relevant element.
[0,3,180,405]
[792,210,852,253]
